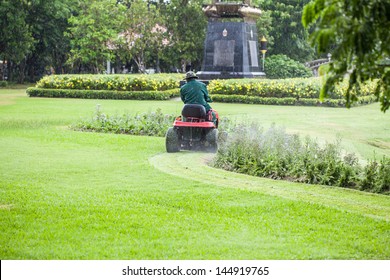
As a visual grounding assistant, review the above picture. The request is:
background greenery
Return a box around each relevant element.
[264,55,312,79]
[0,87,389,259]
[302,0,390,112]
[2,0,388,110]
[1,0,315,83]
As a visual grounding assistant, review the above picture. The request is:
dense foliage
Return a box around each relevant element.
[0,0,75,82]
[162,0,207,72]
[254,0,315,62]
[1,0,316,83]
[0,0,207,82]
[212,122,390,194]
[264,55,312,79]
[302,0,390,112]
[66,0,123,73]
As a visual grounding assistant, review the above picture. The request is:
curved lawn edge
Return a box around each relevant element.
[149,152,390,221]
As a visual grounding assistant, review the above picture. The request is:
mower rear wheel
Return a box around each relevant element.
[205,128,218,153]
[166,127,180,153]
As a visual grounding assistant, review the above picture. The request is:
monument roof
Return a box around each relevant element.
[203,1,261,22]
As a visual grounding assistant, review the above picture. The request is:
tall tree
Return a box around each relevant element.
[25,0,77,79]
[115,0,169,73]
[66,0,124,73]
[254,0,315,62]
[302,0,390,112]
[0,0,33,81]
[1,0,78,82]
[163,0,207,72]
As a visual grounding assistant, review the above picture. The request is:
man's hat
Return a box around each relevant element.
[185,71,199,80]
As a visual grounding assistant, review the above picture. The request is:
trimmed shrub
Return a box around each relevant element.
[29,74,182,101]
[35,74,182,91]
[208,78,377,107]
[30,73,378,107]
[26,87,180,100]
[208,78,321,98]
[208,78,375,99]
[264,54,313,79]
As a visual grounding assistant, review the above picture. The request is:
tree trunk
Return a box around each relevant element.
[134,54,145,73]
[18,60,26,84]
[156,54,161,73]
[0,57,4,80]
[7,60,13,82]
[181,60,185,73]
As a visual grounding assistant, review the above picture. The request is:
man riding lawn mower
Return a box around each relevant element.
[165,71,220,153]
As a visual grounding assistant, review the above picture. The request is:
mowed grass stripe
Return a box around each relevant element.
[150,152,390,221]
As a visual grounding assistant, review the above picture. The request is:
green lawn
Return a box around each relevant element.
[0,88,389,259]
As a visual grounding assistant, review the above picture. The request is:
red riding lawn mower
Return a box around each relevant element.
[165,104,219,153]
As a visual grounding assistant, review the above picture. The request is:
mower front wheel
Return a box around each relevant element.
[166,127,180,153]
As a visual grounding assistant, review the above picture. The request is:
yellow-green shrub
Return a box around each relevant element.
[208,78,377,104]
[35,74,182,91]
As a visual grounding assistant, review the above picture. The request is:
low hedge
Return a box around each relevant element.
[26,87,180,100]
[0,81,8,87]
[208,78,376,100]
[30,74,378,107]
[212,94,377,107]
[36,74,182,91]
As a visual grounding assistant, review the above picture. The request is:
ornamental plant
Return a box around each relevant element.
[71,106,176,137]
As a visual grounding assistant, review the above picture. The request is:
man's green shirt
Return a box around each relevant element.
[180,79,212,111]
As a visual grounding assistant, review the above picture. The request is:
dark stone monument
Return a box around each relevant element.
[197,1,265,80]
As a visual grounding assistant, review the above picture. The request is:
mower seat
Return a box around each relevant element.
[181,104,207,119]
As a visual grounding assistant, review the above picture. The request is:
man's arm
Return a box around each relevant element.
[180,88,185,103]
[203,85,212,103]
